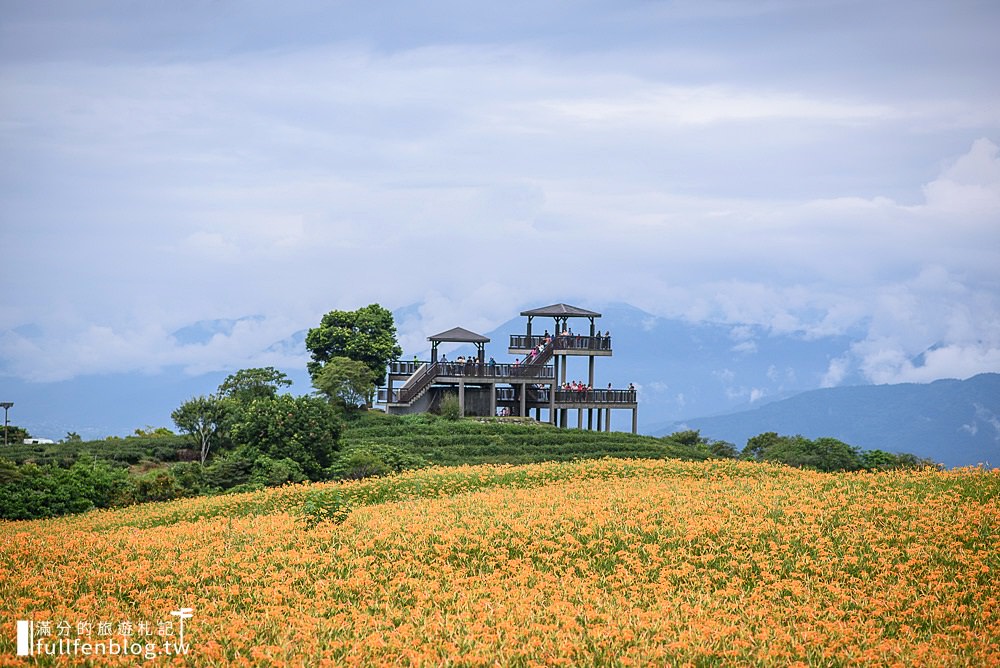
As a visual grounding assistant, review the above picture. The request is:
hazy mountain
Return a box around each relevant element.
[659,373,1000,468]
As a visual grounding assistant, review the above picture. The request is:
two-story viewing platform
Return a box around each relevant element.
[378,303,637,433]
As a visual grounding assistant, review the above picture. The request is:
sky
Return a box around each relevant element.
[2,0,999,390]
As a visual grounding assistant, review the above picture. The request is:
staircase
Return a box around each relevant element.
[394,362,439,405]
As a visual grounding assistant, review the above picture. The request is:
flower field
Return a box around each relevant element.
[2,459,998,666]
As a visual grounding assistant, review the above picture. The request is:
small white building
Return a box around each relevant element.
[23,438,55,445]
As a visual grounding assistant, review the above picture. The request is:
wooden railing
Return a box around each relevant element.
[395,362,439,404]
[437,361,555,380]
[495,387,637,404]
[510,334,612,352]
[388,360,428,376]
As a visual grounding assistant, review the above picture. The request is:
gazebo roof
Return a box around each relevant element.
[520,303,602,318]
[427,327,491,343]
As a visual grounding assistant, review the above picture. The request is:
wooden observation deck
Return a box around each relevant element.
[378,303,638,433]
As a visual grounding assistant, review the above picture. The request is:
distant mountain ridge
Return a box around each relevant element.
[5,302,997,468]
[660,373,1000,468]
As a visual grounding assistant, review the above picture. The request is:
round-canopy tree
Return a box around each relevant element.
[306,304,401,387]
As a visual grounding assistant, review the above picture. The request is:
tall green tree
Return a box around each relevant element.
[229,395,341,480]
[218,367,292,404]
[313,357,377,408]
[306,304,401,386]
[171,395,230,465]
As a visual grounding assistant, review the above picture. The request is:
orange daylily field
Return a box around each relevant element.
[2,458,998,666]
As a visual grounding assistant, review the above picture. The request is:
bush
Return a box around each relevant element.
[439,393,462,421]
[250,455,307,487]
[230,395,342,480]
[0,457,132,520]
[202,455,255,491]
[330,443,430,480]
[133,469,186,503]
[301,490,350,528]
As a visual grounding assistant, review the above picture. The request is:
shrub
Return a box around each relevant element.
[250,455,307,487]
[439,393,462,421]
[230,395,342,480]
[301,490,350,528]
[133,469,185,503]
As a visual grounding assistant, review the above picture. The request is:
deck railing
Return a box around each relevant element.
[495,387,637,404]
[396,362,439,404]
[510,334,612,352]
[436,361,555,380]
[388,360,428,376]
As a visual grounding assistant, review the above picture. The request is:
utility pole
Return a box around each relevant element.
[0,402,13,446]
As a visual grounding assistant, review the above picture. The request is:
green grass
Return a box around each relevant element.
[339,410,710,465]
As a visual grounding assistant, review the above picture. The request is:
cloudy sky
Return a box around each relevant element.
[2,0,999,388]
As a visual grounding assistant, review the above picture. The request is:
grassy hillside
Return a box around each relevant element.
[340,411,710,465]
[2,459,997,665]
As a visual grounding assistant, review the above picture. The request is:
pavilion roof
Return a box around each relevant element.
[520,303,602,318]
[427,327,491,343]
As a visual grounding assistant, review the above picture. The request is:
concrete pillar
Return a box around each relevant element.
[489,380,496,417]
[596,409,603,431]
[548,381,556,424]
[520,383,527,417]
[577,408,583,429]
[605,408,611,431]
[458,379,465,417]
[632,407,638,434]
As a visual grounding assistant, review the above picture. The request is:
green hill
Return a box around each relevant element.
[340,411,711,466]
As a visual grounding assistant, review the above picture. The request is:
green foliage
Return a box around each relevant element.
[64,431,82,443]
[662,429,737,459]
[741,431,936,471]
[665,429,704,447]
[743,432,783,461]
[340,412,712,467]
[312,356,377,409]
[132,469,186,503]
[306,303,402,386]
[250,455,307,487]
[229,395,341,480]
[3,434,192,468]
[742,433,863,472]
[0,457,132,520]
[132,426,176,438]
[439,393,462,420]
[862,449,938,470]
[330,443,430,480]
[218,367,292,405]
[2,424,30,445]
[301,490,350,528]
[171,394,231,464]
[707,440,740,459]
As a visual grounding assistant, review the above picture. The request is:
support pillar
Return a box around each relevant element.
[596,408,603,431]
[577,408,583,429]
[458,378,465,417]
[632,407,638,434]
[489,380,496,417]
[605,408,611,432]
[520,383,527,417]
[548,381,556,424]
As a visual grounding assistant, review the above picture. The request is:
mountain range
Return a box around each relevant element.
[662,374,999,469]
[2,303,996,467]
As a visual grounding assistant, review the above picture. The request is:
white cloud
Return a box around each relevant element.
[1,3,998,388]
